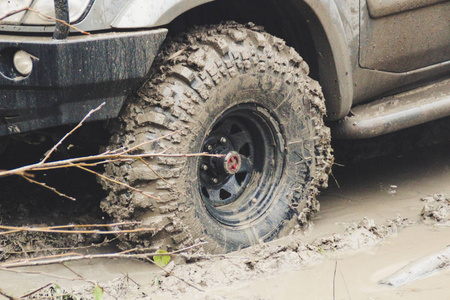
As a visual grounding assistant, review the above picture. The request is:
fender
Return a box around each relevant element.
[300,0,355,119]
[111,0,215,28]
[112,0,355,120]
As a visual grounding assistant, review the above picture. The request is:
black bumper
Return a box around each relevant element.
[0,29,167,136]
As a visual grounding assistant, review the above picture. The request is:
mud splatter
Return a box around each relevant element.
[421,193,450,224]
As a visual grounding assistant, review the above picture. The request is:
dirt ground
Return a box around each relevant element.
[0,122,450,299]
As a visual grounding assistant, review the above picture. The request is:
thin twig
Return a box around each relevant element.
[45,221,140,230]
[333,260,337,300]
[145,257,205,292]
[0,242,207,269]
[27,8,90,35]
[0,267,81,282]
[19,282,53,299]
[0,152,223,178]
[0,7,90,35]
[0,225,156,236]
[4,236,117,254]
[121,272,141,288]
[118,130,180,155]
[138,157,188,197]
[0,7,28,22]
[0,289,18,300]
[21,175,76,201]
[41,103,104,163]
[340,269,352,300]
[76,165,161,200]
[62,263,97,286]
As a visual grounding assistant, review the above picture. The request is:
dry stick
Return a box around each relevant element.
[4,252,85,267]
[61,263,97,287]
[0,221,139,231]
[0,289,18,300]
[117,130,180,155]
[119,241,207,255]
[26,8,90,35]
[340,269,352,300]
[12,240,30,259]
[333,260,337,300]
[0,242,207,269]
[77,165,161,200]
[121,272,141,288]
[0,7,28,21]
[0,7,90,35]
[0,152,223,178]
[137,157,188,198]
[21,175,76,201]
[19,282,54,299]
[44,221,140,230]
[145,257,205,293]
[0,225,156,236]
[0,267,81,283]
[42,103,105,164]
[5,236,118,254]
[61,264,110,300]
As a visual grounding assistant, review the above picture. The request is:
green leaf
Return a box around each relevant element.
[93,285,103,300]
[153,249,171,267]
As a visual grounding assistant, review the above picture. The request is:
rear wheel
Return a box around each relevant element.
[101,22,332,253]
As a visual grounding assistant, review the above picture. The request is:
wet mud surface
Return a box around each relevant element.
[0,118,450,299]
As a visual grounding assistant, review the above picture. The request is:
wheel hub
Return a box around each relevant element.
[197,104,284,226]
[223,151,241,175]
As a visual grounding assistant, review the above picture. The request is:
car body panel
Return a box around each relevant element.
[0,29,167,136]
[0,0,449,136]
[360,0,450,73]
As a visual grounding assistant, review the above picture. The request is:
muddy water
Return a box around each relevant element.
[1,142,449,299]
[199,226,450,300]
[188,143,450,300]
[312,140,450,239]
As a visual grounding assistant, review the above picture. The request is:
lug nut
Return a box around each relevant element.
[252,198,258,203]
[206,145,213,151]
[201,164,208,171]
[220,137,227,144]
[212,178,219,184]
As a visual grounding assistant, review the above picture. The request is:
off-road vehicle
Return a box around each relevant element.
[1,0,449,253]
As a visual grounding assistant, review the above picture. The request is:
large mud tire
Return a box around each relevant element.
[101,22,332,254]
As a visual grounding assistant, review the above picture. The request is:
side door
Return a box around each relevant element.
[359,0,450,73]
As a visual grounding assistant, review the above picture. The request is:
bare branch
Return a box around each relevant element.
[19,283,54,299]
[0,152,223,178]
[77,165,161,200]
[0,242,207,269]
[0,288,18,300]
[21,175,76,201]
[0,7,90,35]
[0,268,81,282]
[0,7,28,22]
[4,237,117,254]
[0,222,156,236]
[118,130,180,155]
[145,257,205,292]
[41,103,105,163]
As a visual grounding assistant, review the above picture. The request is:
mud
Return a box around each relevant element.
[1,120,450,299]
[421,193,450,224]
[0,131,109,261]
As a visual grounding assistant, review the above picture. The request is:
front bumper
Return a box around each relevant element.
[0,29,167,136]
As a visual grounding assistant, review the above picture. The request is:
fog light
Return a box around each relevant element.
[13,50,33,76]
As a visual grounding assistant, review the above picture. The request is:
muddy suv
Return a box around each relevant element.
[1,0,449,253]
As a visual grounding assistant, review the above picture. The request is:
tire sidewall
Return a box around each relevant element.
[180,71,316,252]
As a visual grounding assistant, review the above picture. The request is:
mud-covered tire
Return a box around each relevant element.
[101,22,332,253]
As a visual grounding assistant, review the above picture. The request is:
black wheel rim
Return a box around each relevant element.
[198,104,285,227]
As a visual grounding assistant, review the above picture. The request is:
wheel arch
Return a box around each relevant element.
[112,0,354,120]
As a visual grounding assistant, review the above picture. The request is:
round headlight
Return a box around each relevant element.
[13,50,33,76]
